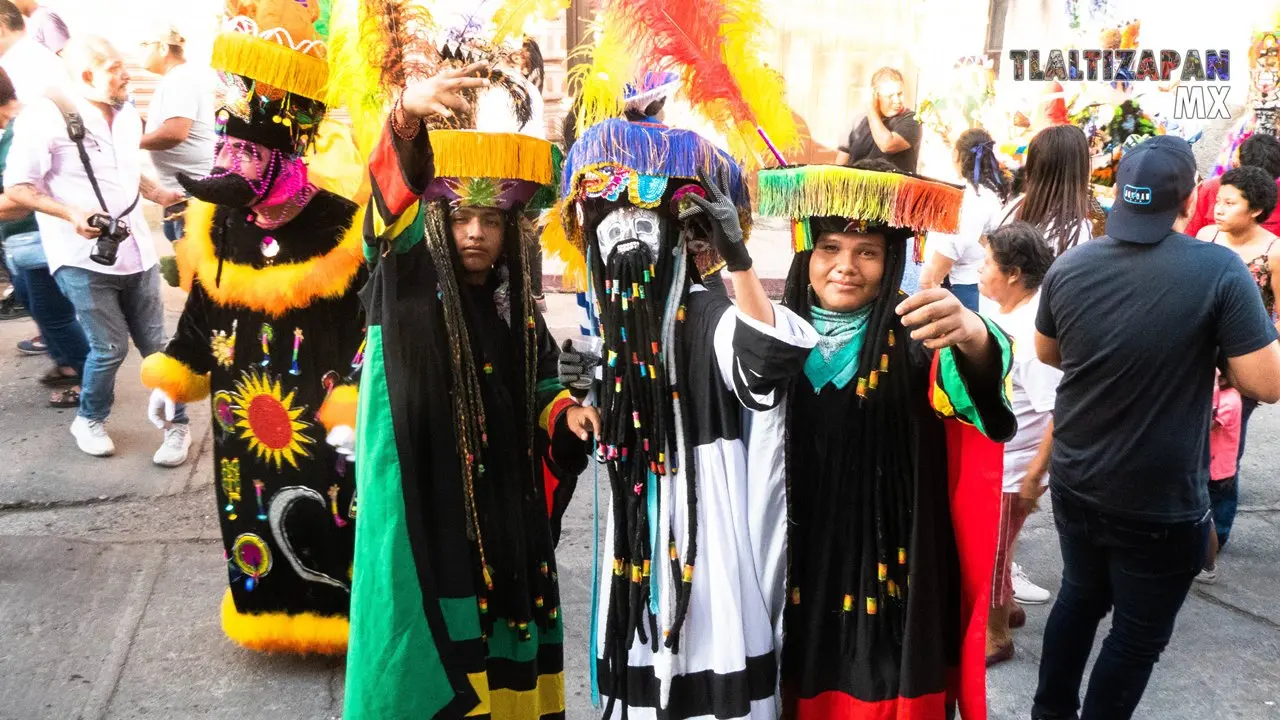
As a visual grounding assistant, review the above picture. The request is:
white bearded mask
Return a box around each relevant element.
[595,206,665,262]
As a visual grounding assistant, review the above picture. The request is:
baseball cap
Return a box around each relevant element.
[145,25,185,48]
[1105,135,1196,244]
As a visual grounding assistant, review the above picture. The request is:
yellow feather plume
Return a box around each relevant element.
[325,0,388,158]
[567,11,630,135]
[539,204,588,292]
[717,0,801,166]
[491,0,570,46]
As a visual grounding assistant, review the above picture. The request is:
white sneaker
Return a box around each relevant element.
[1195,567,1218,585]
[1012,562,1051,604]
[70,416,115,457]
[153,424,191,467]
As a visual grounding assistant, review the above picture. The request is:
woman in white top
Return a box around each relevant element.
[920,127,1010,311]
[1000,124,1095,257]
[978,221,1063,666]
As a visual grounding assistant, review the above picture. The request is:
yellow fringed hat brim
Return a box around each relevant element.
[212,32,329,101]
[757,165,965,234]
[428,130,556,186]
[220,589,348,655]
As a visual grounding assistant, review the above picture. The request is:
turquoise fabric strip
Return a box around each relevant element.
[804,304,872,391]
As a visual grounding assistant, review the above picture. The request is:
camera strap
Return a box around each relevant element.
[45,89,140,222]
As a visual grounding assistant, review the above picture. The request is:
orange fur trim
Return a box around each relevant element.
[140,353,211,403]
[220,589,348,655]
[184,199,366,318]
[316,385,359,431]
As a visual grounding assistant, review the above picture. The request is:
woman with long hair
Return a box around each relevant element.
[757,164,1016,719]
[920,127,1010,310]
[1005,124,1094,255]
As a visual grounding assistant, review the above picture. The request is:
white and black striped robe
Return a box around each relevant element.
[594,284,818,719]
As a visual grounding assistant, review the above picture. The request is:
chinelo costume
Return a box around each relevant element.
[139,0,365,655]
[561,117,816,718]
[326,1,593,717]
[755,164,1017,720]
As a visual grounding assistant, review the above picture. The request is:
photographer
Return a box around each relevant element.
[4,36,188,463]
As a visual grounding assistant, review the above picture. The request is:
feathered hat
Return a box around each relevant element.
[558,118,750,277]
[756,165,964,251]
[211,0,334,154]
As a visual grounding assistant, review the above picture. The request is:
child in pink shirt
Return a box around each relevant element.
[1201,378,1243,584]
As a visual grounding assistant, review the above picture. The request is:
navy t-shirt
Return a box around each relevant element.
[839,111,921,173]
[1037,232,1278,522]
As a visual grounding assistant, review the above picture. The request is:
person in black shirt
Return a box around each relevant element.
[835,67,922,173]
[1031,136,1280,720]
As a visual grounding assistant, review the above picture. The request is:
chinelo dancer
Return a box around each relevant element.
[326,0,599,716]
[756,163,1017,720]
[139,0,366,654]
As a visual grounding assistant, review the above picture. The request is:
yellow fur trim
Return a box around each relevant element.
[212,32,329,101]
[316,385,359,431]
[428,131,555,186]
[220,589,348,655]
[182,199,366,318]
[140,353,211,403]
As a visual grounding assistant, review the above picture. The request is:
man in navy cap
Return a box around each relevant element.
[1030,135,1280,719]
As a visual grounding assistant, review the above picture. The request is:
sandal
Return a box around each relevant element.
[50,387,81,408]
[40,367,81,388]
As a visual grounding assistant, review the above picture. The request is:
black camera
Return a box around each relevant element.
[87,213,131,266]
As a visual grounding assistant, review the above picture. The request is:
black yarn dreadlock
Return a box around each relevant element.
[781,218,921,648]
[422,200,560,640]
[587,204,704,716]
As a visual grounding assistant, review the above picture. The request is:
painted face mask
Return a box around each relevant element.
[595,207,665,263]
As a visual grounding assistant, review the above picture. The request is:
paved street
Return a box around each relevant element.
[2,274,1278,719]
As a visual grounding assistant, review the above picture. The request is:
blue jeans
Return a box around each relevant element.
[1032,491,1209,720]
[54,265,187,424]
[1210,397,1258,547]
[3,232,88,373]
[949,282,980,312]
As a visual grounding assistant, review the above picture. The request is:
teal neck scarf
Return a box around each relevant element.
[804,304,873,391]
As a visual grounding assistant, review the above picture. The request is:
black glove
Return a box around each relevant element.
[559,338,601,398]
[680,169,752,272]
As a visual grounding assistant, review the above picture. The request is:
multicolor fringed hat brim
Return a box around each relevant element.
[561,119,749,249]
[212,32,329,101]
[423,130,559,212]
[756,165,964,252]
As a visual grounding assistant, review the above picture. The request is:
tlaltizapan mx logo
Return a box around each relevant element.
[1007,49,1232,120]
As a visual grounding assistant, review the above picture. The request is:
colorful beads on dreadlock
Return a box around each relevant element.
[478,597,489,614]
[621,292,630,311]
[878,563,888,581]
[888,580,900,598]
[869,370,880,390]
[478,464,486,476]
[842,594,853,612]
[634,483,643,495]
[669,542,679,560]
[633,411,641,429]
[535,596,545,609]
[631,564,643,583]
[888,330,897,347]
[607,350,618,367]
[621,327,628,342]
[549,608,559,619]
[856,376,869,398]
[613,558,625,575]
[682,565,694,583]
[867,597,878,615]
[632,282,640,299]
[677,305,686,322]
[528,315,536,329]
[483,362,494,374]
[642,560,651,578]
[483,565,495,591]
[880,353,890,373]
[899,547,907,564]
[614,377,622,393]
[540,561,550,577]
